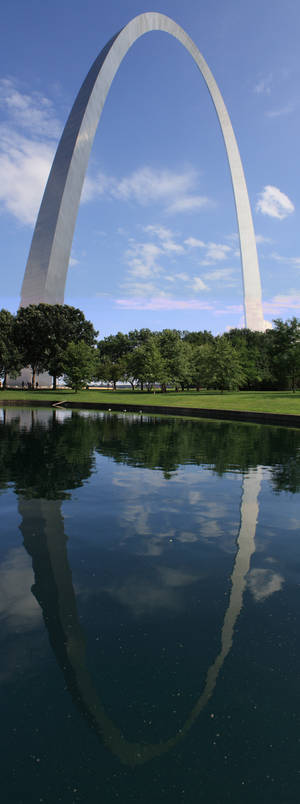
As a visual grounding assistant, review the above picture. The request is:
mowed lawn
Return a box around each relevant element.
[1,388,300,415]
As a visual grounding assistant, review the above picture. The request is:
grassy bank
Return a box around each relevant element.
[1,388,300,415]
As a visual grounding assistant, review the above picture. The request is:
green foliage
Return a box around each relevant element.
[131,338,167,390]
[1,410,300,495]
[14,304,54,386]
[270,318,300,391]
[13,304,98,388]
[45,304,98,388]
[4,305,300,395]
[63,341,96,391]
[0,309,23,386]
[211,338,247,391]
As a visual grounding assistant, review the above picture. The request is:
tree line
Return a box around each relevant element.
[0,303,300,392]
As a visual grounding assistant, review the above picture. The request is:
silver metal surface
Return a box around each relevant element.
[21,12,266,331]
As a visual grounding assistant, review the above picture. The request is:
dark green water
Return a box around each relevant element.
[1,407,300,804]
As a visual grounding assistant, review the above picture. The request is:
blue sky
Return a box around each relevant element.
[1,0,300,336]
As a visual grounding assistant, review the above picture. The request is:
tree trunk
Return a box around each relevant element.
[52,374,57,391]
[3,372,7,389]
[32,367,36,388]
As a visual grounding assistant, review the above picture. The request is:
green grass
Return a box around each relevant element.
[1,388,300,415]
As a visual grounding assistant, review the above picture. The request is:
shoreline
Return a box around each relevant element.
[1,397,300,428]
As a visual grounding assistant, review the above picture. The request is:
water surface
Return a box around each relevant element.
[1,407,300,803]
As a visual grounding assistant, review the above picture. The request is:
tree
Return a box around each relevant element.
[13,304,98,389]
[192,339,246,392]
[157,329,184,390]
[130,339,167,391]
[270,318,300,392]
[45,305,98,389]
[96,354,127,390]
[0,310,22,387]
[211,338,247,391]
[14,305,52,387]
[191,343,215,390]
[224,328,273,389]
[96,332,131,390]
[63,341,96,391]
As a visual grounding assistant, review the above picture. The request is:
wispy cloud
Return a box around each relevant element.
[202,267,236,282]
[83,166,213,216]
[256,185,294,220]
[185,237,234,265]
[184,237,205,248]
[115,297,214,310]
[255,234,273,244]
[0,78,60,224]
[0,78,61,138]
[199,243,232,265]
[120,225,236,300]
[248,568,284,602]
[167,194,212,214]
[271,252,300,266]
[266,101,297,118]
[191,276,208,291]
[143,225,185,253]
[124,240,163,279]
[0,547,41,631]
[0,130,55,225]
[254,74,272,95]
[263,293,300,315]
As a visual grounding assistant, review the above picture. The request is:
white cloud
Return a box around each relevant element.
[191,276,208,292]
[254,74,272,95]
[184,237,205,248]
[143,225,185,254]
[248,568,284,602]
[0,79,60,225]
[115,297,214,310]
[270,251,300,266]
[82,165,213,216]
[81,172,109,203]
[185,237,233,265]
[0,548,41,630]
[200,242,232,264]
[167,194,212,214]
[114,166,194,204]
[255,234,273,244]
[202,267,235,282]
[175,272,189,281]
[120,280,168,298]
[125,240,163,279]
[266,101,296,118]
[263,293,300,315]
[0,130,55,224]
[0,78,61,138]
[256,185,294,220]
[103,565,200,617]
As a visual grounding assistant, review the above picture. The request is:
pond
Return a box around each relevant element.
[1,407,300,804]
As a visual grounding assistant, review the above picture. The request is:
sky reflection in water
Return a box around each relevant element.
[0,407,300,803]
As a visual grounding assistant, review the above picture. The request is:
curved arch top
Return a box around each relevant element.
[21,12,266,331]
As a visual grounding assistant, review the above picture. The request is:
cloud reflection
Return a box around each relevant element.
[0,547,41,630]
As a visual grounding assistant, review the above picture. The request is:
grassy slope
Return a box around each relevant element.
[1,388,300,415]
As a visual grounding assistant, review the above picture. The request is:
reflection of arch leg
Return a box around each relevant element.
[19,468,262,766]
[21,13,266,331]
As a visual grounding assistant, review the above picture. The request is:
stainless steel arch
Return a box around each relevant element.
[21,12,266,331]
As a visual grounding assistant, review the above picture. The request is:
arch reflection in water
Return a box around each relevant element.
[19,465,262,766]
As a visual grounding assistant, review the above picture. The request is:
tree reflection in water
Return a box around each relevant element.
[1,407,299,764]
